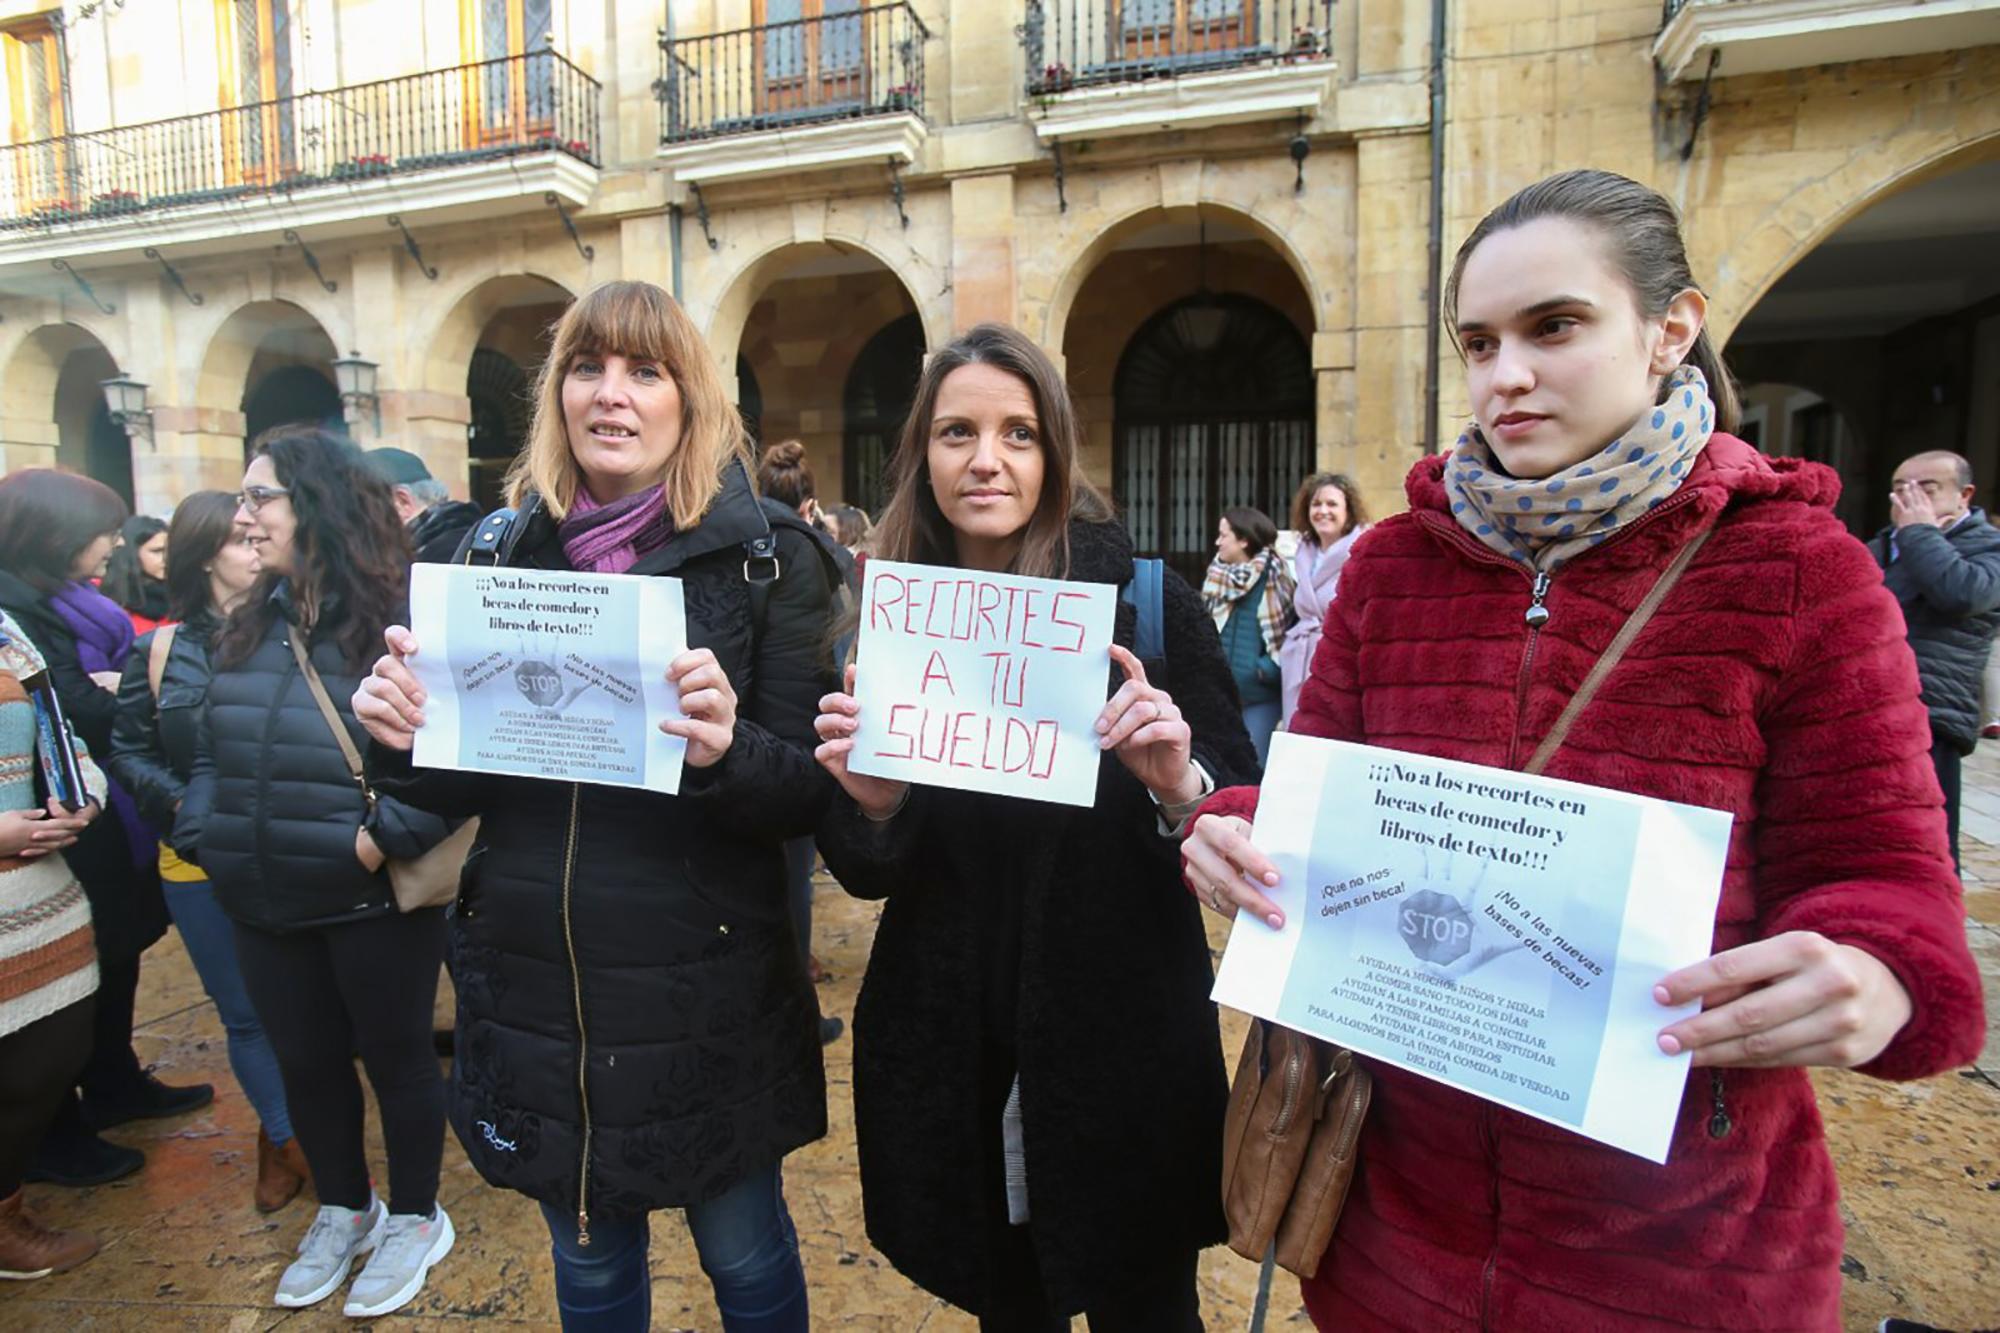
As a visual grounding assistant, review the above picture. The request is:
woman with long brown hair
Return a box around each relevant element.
[172,428,457,1316]
[1278,472,1368,726]
[353,281,837,1331]
[810,323,1257,1329]
[109,492,307,1215]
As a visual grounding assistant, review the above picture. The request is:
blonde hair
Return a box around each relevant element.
[506,281,750,527]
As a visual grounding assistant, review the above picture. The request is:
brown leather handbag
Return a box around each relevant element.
[1218,525,1715,1279]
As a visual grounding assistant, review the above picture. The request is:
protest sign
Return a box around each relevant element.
[847,559,1116,806]
[1212,733,1733,1163]
[407,563,687,793]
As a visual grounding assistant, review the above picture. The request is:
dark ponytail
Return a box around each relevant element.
[1442,169,1740,434]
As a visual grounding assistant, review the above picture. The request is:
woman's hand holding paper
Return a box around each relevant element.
[662,648,737,769]
[812,663,910,820]
[1653,931,1912,1069]
[354,625,427,751]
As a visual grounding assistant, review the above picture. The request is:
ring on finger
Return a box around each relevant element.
[1206,885,1225,911]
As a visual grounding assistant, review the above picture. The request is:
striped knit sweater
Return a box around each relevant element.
[0,610,99,1039]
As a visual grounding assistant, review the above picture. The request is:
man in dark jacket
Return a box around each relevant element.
[1867,449,2000,871]
[363,448,481,565]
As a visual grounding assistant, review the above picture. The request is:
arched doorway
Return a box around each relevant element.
[243,363,342,442]
[447,277,570,509]
[734,245,924,505]
[1113,294,1313,582]
[1060,209,1318,581]
[467,348,534,512]
[737,355,764,444]
[3,324,134,507]
[200,300,342,455]
[841,312,924,517]
[1727,151,2000,535]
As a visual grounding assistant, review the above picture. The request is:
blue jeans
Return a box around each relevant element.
[162,877,293,1144]
[538,1164,807,1332]
[1242,700,1281,770]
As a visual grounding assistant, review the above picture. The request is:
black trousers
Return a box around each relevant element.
[1933,733,1963,877]
[0,998,94,1195]
[233,909,447,1215]
[40,953,145,1146]
[974,1046,1204,1333]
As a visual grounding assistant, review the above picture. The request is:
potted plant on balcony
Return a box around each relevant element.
[1040,62,1074,93]
[1290,26,1327,59]
[31,198,80,225]
[331,152,391,181]
[88,188,142,217]
[883,83,919,113]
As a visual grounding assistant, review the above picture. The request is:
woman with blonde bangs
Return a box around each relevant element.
[354,281,837,1332]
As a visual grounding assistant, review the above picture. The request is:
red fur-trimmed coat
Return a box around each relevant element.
[1196,433,1984,1331]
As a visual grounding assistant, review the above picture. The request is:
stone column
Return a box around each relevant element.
[950,172,1018,332]
[381,390,474,500]
[140,406,252,511]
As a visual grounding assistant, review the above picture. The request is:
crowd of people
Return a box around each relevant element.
[0,167,1986,1332]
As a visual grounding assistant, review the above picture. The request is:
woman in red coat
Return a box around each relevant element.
[1182,169,1985,1330]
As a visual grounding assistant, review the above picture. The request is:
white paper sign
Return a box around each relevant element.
[847,559,1116,807]
[1213,733,1734,1163]
[407,563,687,794]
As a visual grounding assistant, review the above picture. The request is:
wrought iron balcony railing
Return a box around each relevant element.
[658,2,929,144]
[0,50,600,230]
[1021,0,1335,95]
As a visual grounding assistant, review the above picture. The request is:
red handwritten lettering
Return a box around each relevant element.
[869,572,907,632]
[879,703,916,760]
[1048,592,1090,654]
[919,650,955,696]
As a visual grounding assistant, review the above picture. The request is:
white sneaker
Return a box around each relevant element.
[274,1196,384,1308]
[342,1202,454,1319]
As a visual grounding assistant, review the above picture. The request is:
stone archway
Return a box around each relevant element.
[725,244,929,506]
[1725,143,2000,534]
[0,322,131,504]
[196,299,341,455]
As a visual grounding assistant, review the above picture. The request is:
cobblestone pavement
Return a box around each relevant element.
[3,755,1996,1331]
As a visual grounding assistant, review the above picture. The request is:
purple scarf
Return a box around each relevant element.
[558,485,672,575]
[48,580,153,863]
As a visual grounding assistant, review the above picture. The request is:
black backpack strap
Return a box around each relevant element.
[461,507,519,567]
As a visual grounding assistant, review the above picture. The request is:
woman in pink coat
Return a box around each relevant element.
[1278,473,1368,725]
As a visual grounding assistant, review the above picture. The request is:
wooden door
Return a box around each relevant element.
[219,0,298,184]
[464,0,555,147]
[756,0,867,118]
[5,19,69,212]
[1117,0,1250,62]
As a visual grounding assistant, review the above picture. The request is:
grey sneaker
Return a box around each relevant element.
[274,1196,383,1309]
[342,1203,454,1319]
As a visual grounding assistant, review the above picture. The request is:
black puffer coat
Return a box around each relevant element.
[815,518,1258,1318]
[170,585,454,930]
[0,568,167,963]
[367,462,837,1231]
[1867,508,2000,753]
[108,610,222,830]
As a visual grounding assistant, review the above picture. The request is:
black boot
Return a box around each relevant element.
[25,1115,145,1188]
[79,1071,213,1131]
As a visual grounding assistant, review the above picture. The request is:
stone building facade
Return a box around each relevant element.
[0,0,1995,566]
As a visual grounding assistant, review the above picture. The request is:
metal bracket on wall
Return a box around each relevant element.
[690,182,718,251]
[1051,139,1067,213]
[544,192,596,261]
[51,259,114,315]
[888,157,910,229]
[143,247,203,306]
[386,216,438,280]
[1680,50,1719,162]
[281,229,337,293]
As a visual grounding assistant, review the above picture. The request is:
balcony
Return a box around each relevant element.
[655,3,930,186]
[0,51,600,264]
[1021,0,1339,141]
[1656,0,2000,81]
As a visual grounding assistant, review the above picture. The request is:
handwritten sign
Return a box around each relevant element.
[1213,734,1733,1163]
[407,563,687,793]
[847,559,1116,806]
